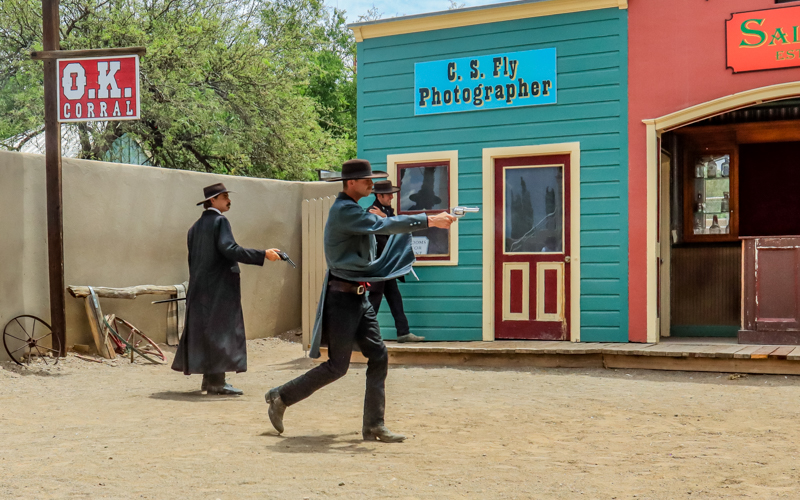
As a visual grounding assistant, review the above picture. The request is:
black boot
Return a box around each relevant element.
[362,424,405,443]
[206,373,243,395]
[207,384,243,395]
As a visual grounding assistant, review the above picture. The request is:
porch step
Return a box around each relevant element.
[317,341,800,376]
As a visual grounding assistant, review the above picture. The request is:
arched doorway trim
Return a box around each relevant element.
[642,82,800,343]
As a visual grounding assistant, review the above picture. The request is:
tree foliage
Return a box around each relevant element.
[0,0,357,180]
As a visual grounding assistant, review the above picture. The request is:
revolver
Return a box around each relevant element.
[450,206,480,218]
[277,250,297,268]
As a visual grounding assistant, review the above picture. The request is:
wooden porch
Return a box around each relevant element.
[322,338,800,375]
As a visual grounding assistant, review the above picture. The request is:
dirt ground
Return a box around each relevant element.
[2,338,800,499]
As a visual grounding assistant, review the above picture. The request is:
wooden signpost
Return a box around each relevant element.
[32,0,145,356]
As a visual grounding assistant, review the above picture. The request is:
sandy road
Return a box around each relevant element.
[1,338,800,499]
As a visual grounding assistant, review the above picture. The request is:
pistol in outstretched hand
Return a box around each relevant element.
[450,206,480,218]
[277,250,297,268]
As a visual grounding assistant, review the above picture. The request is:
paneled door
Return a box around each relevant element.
[495,155,571,340]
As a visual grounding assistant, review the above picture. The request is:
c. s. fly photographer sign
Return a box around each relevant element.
[57,54,140,122]
[414,48,556,116]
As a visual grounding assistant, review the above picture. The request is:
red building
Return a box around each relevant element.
[629,0,800,343]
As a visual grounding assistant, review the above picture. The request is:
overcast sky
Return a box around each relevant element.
[330,0,512,24]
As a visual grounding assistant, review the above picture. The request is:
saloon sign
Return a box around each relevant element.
[727,5,800,73]
[57,54,140,122]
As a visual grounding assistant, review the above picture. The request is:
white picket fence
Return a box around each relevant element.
[301,196,336,351]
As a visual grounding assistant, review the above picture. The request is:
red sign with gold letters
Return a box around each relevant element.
[727,6,800,73]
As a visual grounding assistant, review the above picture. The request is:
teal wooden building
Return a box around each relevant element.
[350,0,629,343]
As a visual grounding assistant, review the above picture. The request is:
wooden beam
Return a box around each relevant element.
[30,46,146,60]
[83,298,115,359]
[750,345,778,359]
[42,0,66,357]
[707,344,750,359]
[768,346,795,360]
[603,354,800,376]
[787,346,800,361]
[67,284,181,299]
[601,343,658,356]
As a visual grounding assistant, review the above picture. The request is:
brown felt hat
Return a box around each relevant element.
[372,180,400,194]
[197,182,233,205]
[324,159,389,182]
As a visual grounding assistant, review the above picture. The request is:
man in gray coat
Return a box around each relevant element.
[172,183,280,395]
[265,160,456,442]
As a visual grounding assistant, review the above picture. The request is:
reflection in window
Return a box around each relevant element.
[397,162,450,258]
[505,166,563,253]
[399,164,449,212]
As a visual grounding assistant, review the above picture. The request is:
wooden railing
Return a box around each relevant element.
[301,196,335,351]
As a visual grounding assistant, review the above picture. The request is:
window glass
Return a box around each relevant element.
[691,154,731,235]
[504,166,564,253]
[397,162,450,258]
[398,164,449,212]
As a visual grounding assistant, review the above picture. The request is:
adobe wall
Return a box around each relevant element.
[0,151,338,361]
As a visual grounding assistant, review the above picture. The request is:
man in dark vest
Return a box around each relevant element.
[172,183,281,395]
[265,160,456,442]
[367,180,424,343]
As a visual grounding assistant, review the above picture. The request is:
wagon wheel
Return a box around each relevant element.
[3,315,61,367]
[112,317,166,364]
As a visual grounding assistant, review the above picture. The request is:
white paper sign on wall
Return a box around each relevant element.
[411,236,429,255]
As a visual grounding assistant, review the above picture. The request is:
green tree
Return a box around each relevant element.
[0,0,357,180]
[260,0,357,159]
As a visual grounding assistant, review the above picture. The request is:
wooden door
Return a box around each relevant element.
[495,155,571,340]
[741,237,800,344]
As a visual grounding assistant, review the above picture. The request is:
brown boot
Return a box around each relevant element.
[265,388,287,434]
[362,425,406,443]
[396,333,425,343]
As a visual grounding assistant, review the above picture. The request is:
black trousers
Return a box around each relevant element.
[367,279,410,336]
[203,373,226,386]
[278,288,388,428]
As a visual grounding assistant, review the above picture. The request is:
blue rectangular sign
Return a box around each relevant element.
[414,48,557,116]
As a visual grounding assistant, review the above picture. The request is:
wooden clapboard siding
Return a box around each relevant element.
[359,8,628,342]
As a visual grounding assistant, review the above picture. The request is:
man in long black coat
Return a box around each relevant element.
[367,180,424,343]
[172,183,280,395]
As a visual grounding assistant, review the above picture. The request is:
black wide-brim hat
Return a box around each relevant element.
[324,159,389,182]
[373,180,400,194]
[197,182,234,205]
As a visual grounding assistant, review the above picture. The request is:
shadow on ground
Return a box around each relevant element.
[149,390,244,402]
[268,356,318,369]
[261,432,374,455]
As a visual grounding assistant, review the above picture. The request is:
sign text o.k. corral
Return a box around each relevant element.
[57,55,140,122]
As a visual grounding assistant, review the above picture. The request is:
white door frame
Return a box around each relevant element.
[481,143,582,342]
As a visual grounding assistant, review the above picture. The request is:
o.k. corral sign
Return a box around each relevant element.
[58,54,140,122]
[727,5,800,73]
[415,48,556,115]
